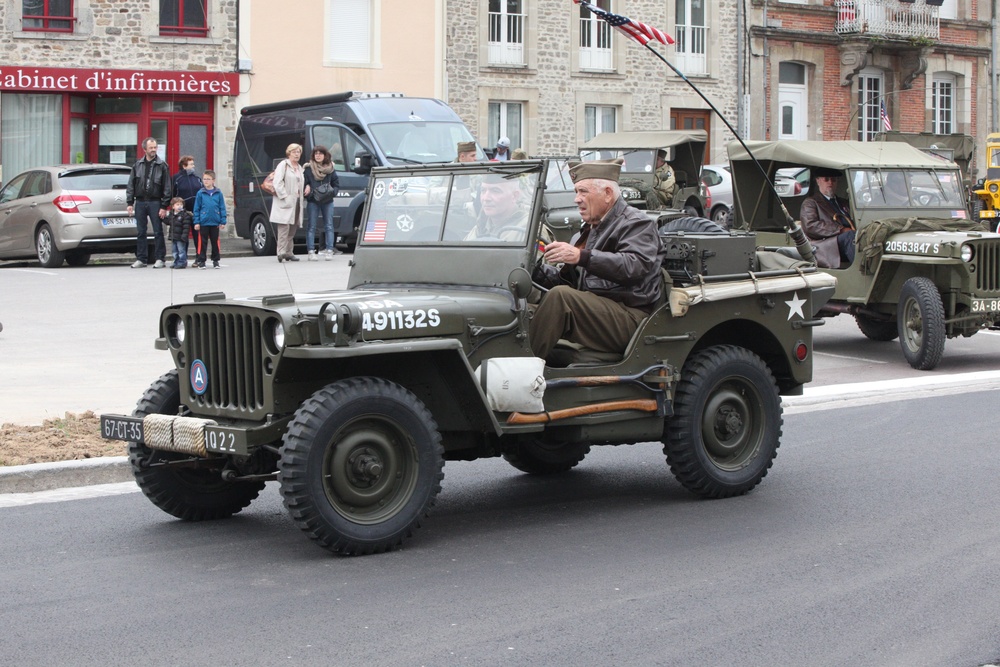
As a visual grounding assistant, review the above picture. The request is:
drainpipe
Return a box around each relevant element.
[993,0,998,131]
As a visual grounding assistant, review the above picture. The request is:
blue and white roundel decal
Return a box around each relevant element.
[190,359,208,395]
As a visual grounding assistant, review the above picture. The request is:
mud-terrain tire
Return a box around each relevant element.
[663,345,782,498]
[659,216,726,235]
[279,377,445,555]
[250,214,276,256]
[855,313,898,342]
[897,277,946,370]
[36,224,66,268]
[503,439,590,475]
[128,370,265,520]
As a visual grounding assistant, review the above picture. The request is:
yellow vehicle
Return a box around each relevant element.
[974,132,1000,230]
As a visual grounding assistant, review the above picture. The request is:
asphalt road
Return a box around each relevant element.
[2,391,1000,666]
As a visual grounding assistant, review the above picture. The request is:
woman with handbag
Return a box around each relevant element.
[269,143,306,262]
[303,146,341,260]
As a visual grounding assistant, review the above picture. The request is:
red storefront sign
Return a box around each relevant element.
[0,66,239,96]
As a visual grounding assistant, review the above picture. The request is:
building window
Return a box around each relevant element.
[938,0,957,20]
[327,0,373,64]
[1,94,63,179]
[489,102,522,151]
[857,70,884,142]
[585,104,616,141]
[579,0,613,70]
[159,0,209,37]
[931,75,954,134]
[488,0,524,66]
[675,0,708,76]
[22,0,74,32]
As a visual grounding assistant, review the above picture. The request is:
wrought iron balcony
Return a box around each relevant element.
[835,0,940,40]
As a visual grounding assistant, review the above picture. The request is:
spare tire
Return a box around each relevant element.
[659,216,727,235]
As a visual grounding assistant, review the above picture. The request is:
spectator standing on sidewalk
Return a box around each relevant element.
[193,170,227,269]
[303,145,340,260]
[126,137,171,268]
[269,143,306,262]
[165,197,192,269]
[172,156,201,212]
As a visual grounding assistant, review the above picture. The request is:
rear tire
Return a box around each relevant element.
[128,370,265,520]
[36,224,66,268]
[65,250,92,267]
[897,277,946,370]
[250,215,276,256]
[664,345,782,498]
[711,206,731,229]
[855,313,898,342]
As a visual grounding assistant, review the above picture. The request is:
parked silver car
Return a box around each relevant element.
[0,164,133,267]
[701,164,733,227]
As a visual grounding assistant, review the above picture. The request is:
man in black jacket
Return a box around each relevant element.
[126,137,172,268]
[529,158,664,360]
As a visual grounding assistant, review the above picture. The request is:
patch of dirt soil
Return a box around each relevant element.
[0,412,127,467]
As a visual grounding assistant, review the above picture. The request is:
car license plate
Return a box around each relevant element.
[101,414,144,442]
[101,217,134,227]
[971,299,1000,314]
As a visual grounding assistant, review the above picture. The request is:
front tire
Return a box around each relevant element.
[279,378,445,555]
[250,215,276,256]
[897,277,946,370]
[855,313,898,341]
[36,223,66,268]
[664,346,782,498]
[503,439,590,475]
[128,370,265,520]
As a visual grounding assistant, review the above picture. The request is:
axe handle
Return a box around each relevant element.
[506,399,659,425]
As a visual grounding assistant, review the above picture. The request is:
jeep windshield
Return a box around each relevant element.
[368,122,478,164]
[852,168,966,210]
[360,167,540,246]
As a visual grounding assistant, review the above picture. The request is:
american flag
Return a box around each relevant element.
[573,0,674,46]
[363,220,387,242]
[880,100,892,131]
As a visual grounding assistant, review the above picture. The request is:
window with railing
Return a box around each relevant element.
[675,0,708,75]
[160,0,210,37]
[579,0,613,70]
[932,75,954,135]
[488,0,525,66]
[22,0,74,32]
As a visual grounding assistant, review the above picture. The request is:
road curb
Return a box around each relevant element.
[0,456,131,494]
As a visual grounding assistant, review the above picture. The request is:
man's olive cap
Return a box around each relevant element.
[457,141,477,154]
[567,158,624,184]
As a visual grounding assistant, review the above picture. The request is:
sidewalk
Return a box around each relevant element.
[92,232,254,265]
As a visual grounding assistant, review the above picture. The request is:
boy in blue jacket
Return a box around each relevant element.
[193,170,227,269]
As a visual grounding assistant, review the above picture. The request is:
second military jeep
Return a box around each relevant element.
[102,160,834,555]
[730,139,1000,370]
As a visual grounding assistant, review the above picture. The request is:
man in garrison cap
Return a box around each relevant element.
[800,166,856,269]
[455,141,477,163]
[529,158,665,361]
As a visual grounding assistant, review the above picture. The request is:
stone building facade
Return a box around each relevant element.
[0,0,241,185]
[446,0,740,165]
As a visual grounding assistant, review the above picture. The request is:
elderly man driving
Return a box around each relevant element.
[529,158,664,360]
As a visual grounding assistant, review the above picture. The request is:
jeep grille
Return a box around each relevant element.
[184,310,265,411]
[974,240,1000,293]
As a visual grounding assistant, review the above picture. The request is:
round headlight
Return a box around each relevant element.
[990,183,998,194]
[272,320,285,350]
[166,315,185,347]
[961,244,974,262]
[175,319,185,343]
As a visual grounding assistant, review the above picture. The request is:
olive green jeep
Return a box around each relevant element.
[730,139,999,370]
[102,159,834,555]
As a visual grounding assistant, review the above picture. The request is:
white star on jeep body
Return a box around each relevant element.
[785,292,806,320]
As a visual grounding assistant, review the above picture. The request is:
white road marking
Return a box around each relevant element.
[0,481,139,508]
[815,350,889,364]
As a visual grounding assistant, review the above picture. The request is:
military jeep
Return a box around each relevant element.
[579,130,710,218]
[101,159,834,555]
[730,139,1000,370]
